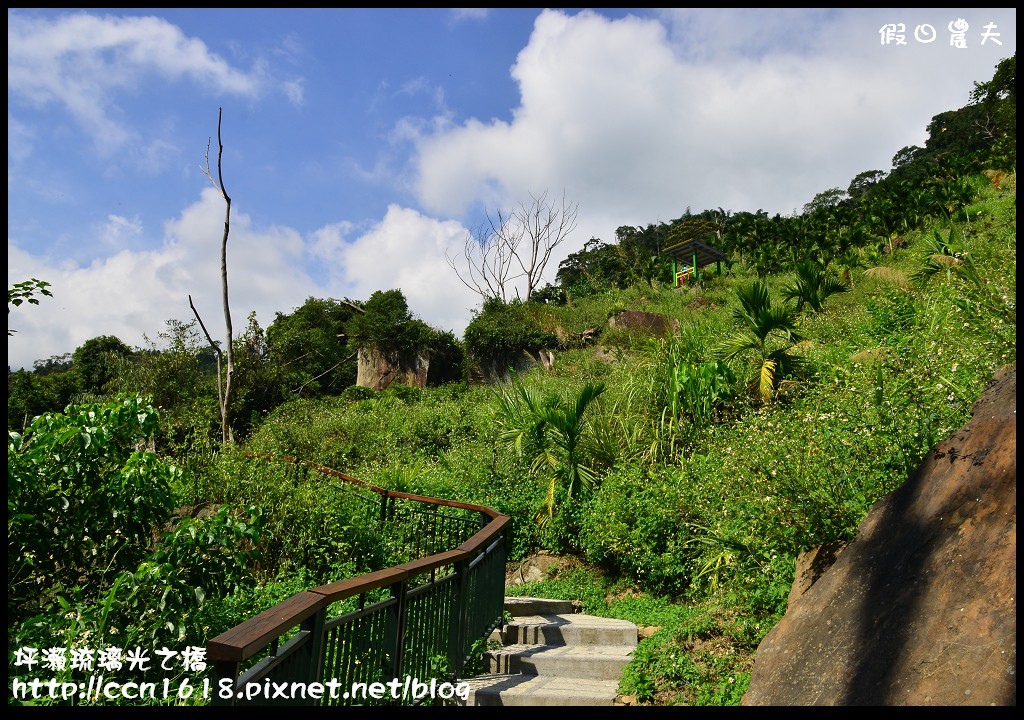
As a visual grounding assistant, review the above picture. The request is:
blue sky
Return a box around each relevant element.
[7,8,1016,370]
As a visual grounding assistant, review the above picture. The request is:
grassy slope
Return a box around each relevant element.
[231,171,1015,705]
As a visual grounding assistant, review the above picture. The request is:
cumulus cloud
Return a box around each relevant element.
[6,8,1015,371]
[329,205,480,335]
[7,11,282,156]
[411,7,1014,242]
[7,190,481,370]
[7,188,317,370]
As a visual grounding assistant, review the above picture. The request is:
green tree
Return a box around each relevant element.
[969,53,1015,168]
[463,297,559,380]
[555,224,672,299]
[8,278,52,336]
[72,335,135,396]
[266,296,359,397]
[846,170,887,205]
[8,396,178,617]
[496,379,606,528]
[556,237,621,296]
[107,319,220,456]
[231,311,285,439]
[802,187,848,215]
[344,289,431,360]
[7,367,79,432]
[718,281,803,404]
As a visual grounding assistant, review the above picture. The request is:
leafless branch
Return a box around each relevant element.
[291,352,356,394]
[188,293,225,425]
[446,189,579,303]
[197,107,235,444]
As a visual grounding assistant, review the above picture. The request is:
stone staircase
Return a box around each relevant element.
[460,597,638,706]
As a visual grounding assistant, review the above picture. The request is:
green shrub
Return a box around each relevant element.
[463,297,559,378]
[866,288,920,342]
[9,504,264,706]
[579,465,694,595]
[8,396,178,619]
[344,289,432,361]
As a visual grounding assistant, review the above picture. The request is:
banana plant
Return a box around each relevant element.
[665,340,735,429]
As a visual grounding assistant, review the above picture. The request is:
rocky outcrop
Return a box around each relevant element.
[743,365,1016,706]
[356,345,428,390]
[607,310,679,338]
[785,540,848,611]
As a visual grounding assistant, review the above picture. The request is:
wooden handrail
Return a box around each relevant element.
[208,591,326,663]
[207,453,510,667]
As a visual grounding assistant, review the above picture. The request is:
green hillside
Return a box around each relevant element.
[8,55,1015,706]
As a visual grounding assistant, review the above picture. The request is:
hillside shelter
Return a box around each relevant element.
[661,238,726,287]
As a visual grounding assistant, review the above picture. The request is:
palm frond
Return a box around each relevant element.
[782,260,849,313]
[758,358,777,403]
[716,332,759,361]
[732,281,772,326]
[929,254,964,268]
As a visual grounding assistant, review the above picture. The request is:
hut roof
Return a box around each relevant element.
[661,238,726,268]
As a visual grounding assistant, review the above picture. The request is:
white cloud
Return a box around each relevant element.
[450,9,489,24]
[99,214,143,249]
[7,188,316,370]
[411,6,1015,247]
[7,192,483,370]
[7,8,1015,371]
[7,11,275,156]
[331,205,481,335]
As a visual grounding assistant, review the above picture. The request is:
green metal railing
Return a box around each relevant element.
[207,454,510,706]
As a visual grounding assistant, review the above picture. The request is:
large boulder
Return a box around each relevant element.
[607,310,679,338]
[743,365,1016,706]
[356,345,428,390]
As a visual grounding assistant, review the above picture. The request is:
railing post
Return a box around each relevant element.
[301,608,326,705]
[446,557,470,676]
[379,490,391,525]
[384,578,408,703]
[210,660,240,707]
[209,453,510,708]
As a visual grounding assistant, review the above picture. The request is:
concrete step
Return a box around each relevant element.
[462,673,623,707]
[504,596,578,617]
[501,614,639,648]
[463,607,638,706]
[487,642,634,680]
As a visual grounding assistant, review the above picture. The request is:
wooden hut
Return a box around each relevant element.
[661,238,726,288]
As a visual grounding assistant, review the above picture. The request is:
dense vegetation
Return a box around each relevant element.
[7,55,1015,706]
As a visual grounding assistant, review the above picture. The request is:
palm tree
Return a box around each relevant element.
[910,227,966,287]
[496,378,606,523]
[782,260,849,313]
[833,247,867,288]
[718,281,803,404]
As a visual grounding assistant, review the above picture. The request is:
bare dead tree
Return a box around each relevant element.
[446,189,579,303]
[188,293,227,437]
[192,107,236,445]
